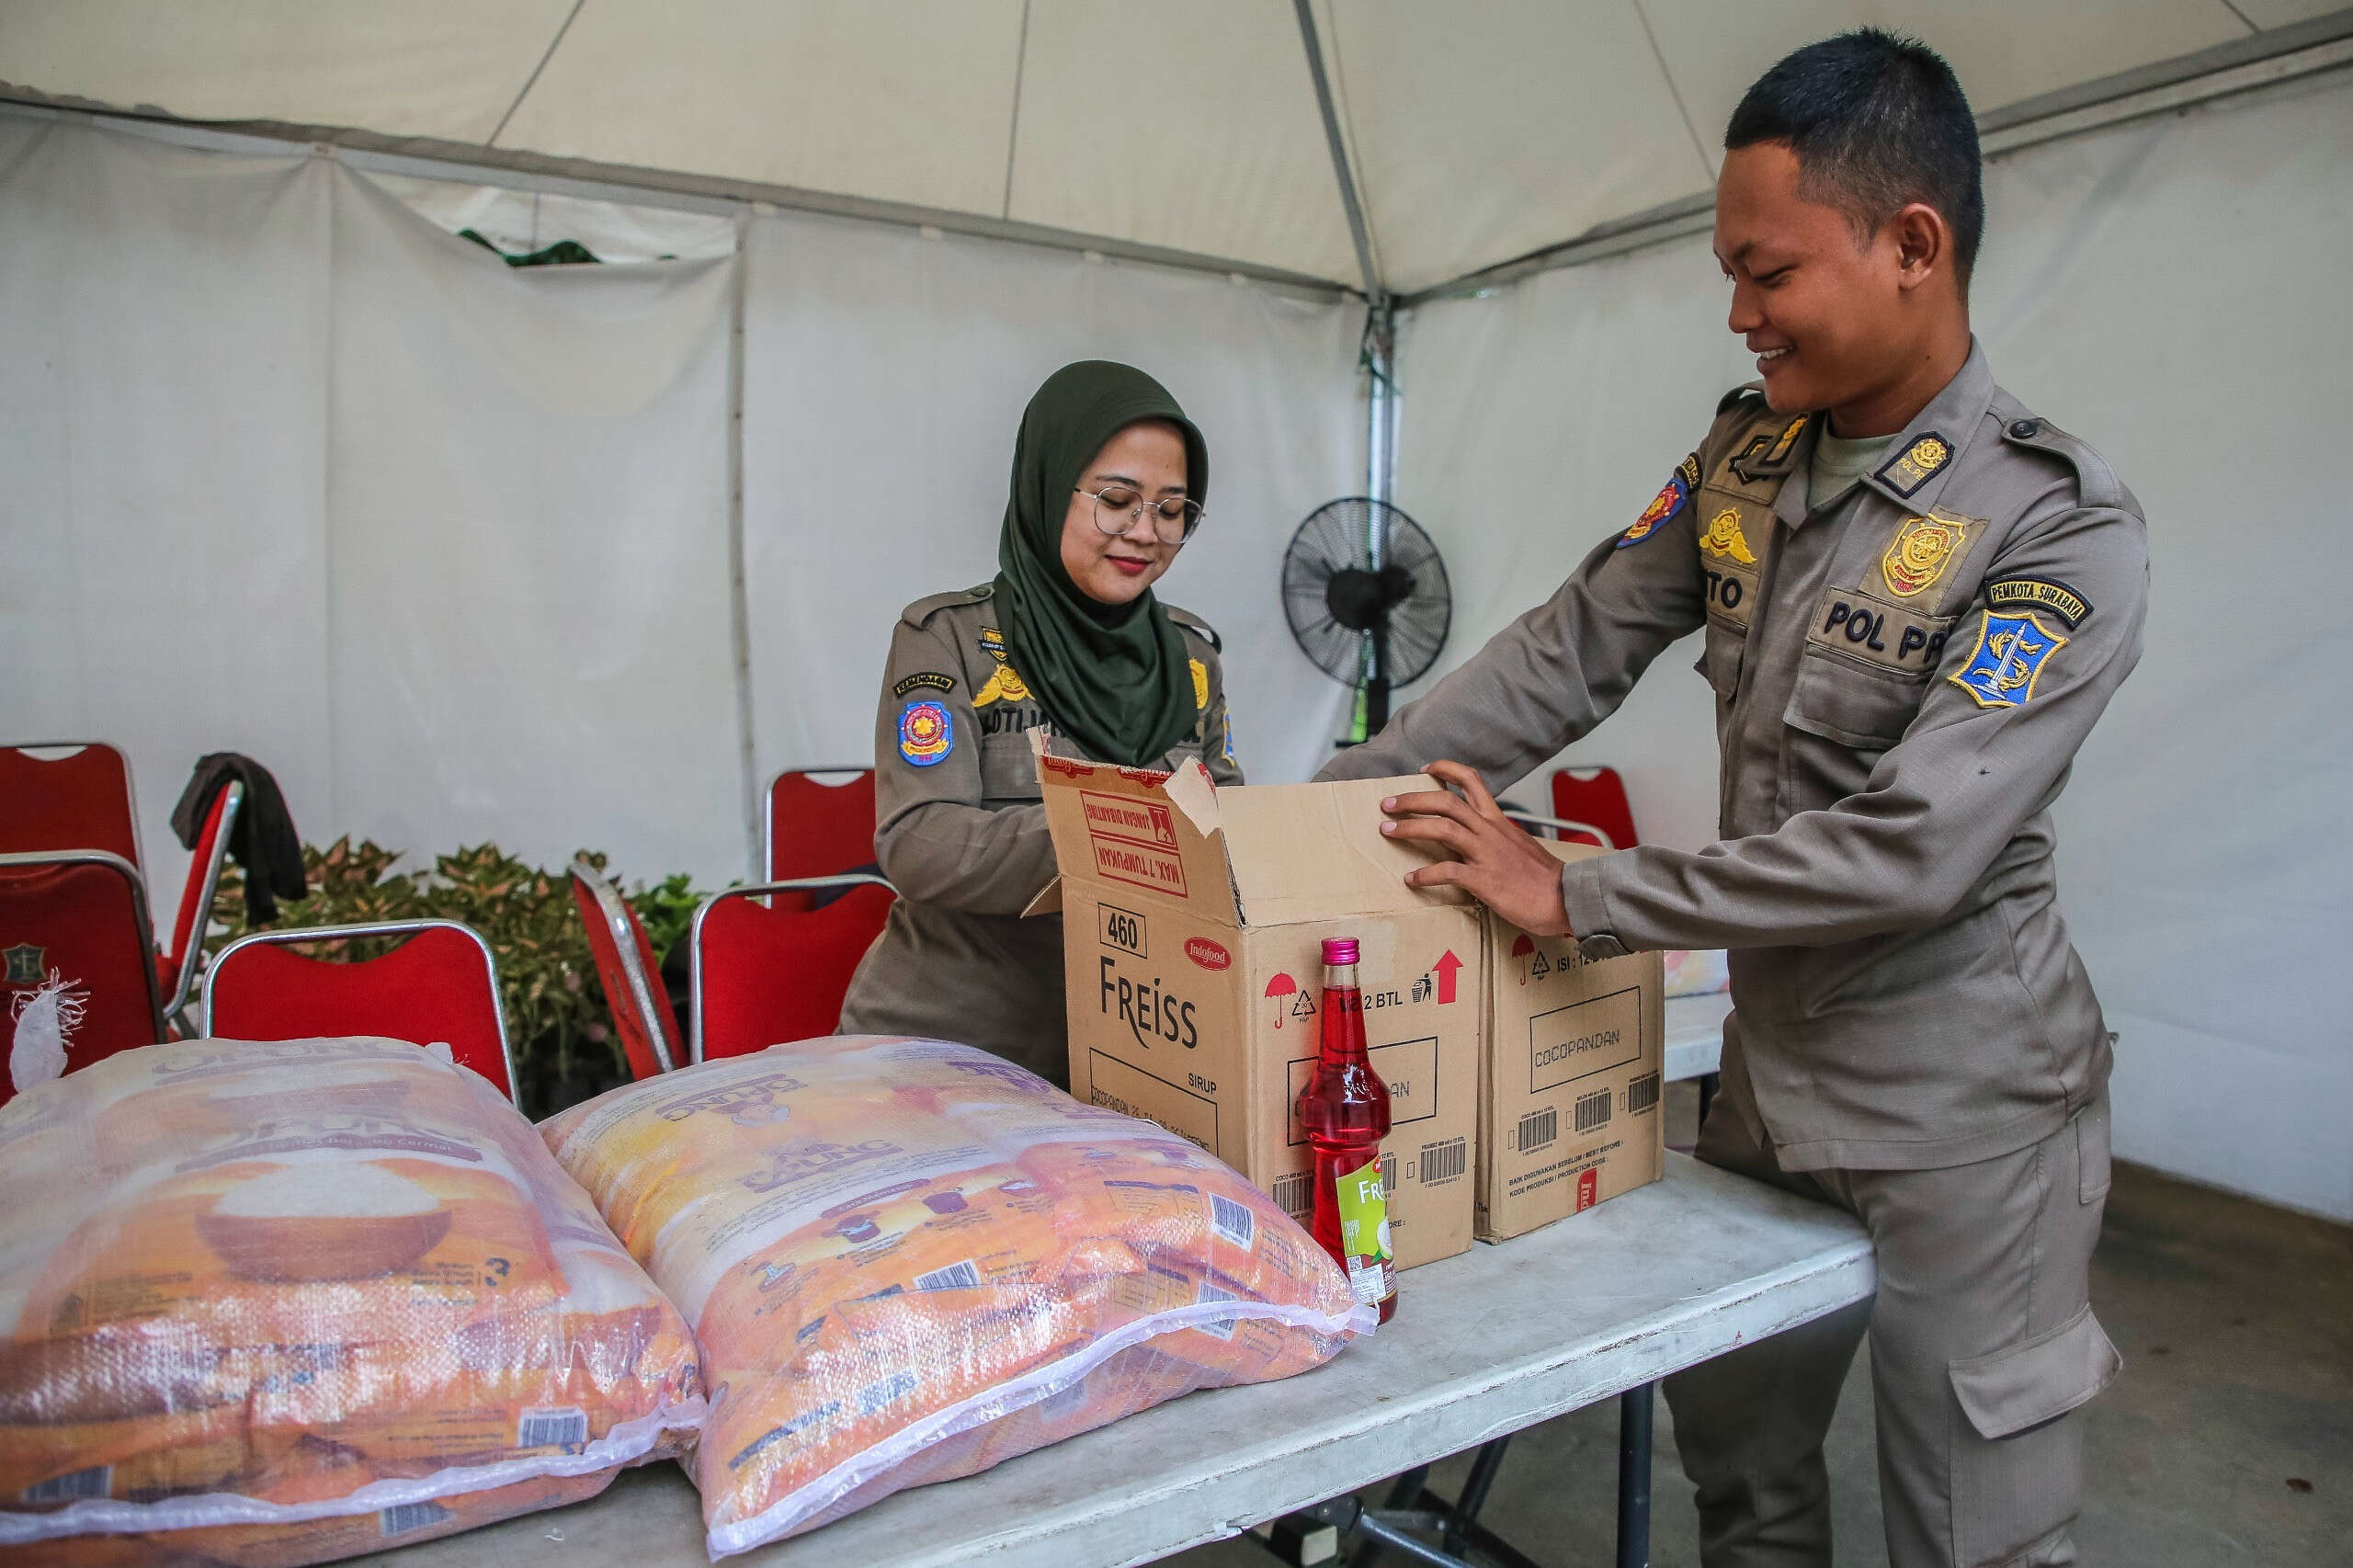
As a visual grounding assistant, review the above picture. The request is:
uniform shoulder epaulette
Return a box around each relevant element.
[1162,603,1221,653]
[1997,415,2132,515]
[900,583,994,628]
[1716,381,1768,417]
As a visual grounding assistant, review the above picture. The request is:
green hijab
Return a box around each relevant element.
[994,361,1208,767]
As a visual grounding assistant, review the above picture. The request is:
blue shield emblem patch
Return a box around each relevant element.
[1949,612,2068,710]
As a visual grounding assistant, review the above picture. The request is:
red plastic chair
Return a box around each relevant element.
[0,742,142,869]
[690,875,895,1062]
[569,858,680,1080]
[765,767,878,911]
[203,920,517,1103]
[1549,767,1641,852]
[0,850,167,1104]
[157,780,242,1034]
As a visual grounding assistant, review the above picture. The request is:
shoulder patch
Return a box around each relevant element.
[1985,576,2092,629]
[1164,604,1222,653]
[893,670,955,699]
[901,584,993,629]
[1949,612,2067,710]
[1999,416,2128,513]
[1620,465,1692,549]
[897,699,955,766]
[1873,431,1952,497]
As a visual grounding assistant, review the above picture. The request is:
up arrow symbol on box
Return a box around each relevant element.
[1431,950,1463,1005]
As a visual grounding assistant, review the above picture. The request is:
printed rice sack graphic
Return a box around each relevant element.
[540,1035,1371,1557]
[0,1038,705,1566]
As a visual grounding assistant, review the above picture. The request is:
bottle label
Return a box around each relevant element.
[1335,1156,1396,1305]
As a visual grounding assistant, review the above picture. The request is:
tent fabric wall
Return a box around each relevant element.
[324,166,743,888]
[1392,70,2353,1220]
[0,113,334,913]
[740,211,1361,817]
[0,104,1360,908]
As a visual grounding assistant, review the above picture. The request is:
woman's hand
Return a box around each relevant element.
[1379,760,1576,937]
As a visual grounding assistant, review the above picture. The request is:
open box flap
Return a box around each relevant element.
[1030,733,1245,926]
[1020,878,1063,917]
[1216,776,1474,926]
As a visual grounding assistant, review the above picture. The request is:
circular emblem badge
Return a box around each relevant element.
[1618,472,1687,550]
[1881,513,1969,598]
[897,699,954,767]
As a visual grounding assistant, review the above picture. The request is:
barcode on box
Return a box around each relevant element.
[1197,1281,1240,1341]
[1421,1137,1467,1185]
[20,1465,110,1504]
[1208,1193,1256,1251]
[380,1501,453,1538]
[1270,1170,1311,1217]
[1380,1152,1398,1196]
[915,1259,983,1291]
[1517,1106,1559,1152]
[1630,1072,1661,1114]
[517,1406,588,1449]
[1575,1088,1613,1133]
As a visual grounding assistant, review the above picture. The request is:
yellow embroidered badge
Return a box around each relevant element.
[1700,508,1758,565]
[973,664,1031,707]
[1881,512,1972,598]
[1189,658,1210,711]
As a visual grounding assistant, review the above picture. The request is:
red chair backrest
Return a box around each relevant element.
[162,782,239,992]
[696,883,894,1061]
[206,926,513,1100]
[767,770,878,909]
[0,744,141,869]
[0,854,165,1105]
[1550,767,1641,852]
[570,870,680,1080]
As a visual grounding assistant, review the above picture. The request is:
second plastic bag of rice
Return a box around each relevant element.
[540,1035,1371,1556]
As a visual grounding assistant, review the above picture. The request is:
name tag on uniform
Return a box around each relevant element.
[1804,584,1961,676]
[1699,502,1768,632]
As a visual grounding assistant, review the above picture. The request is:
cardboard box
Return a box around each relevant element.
[1477,841,1665,1241]
[1029,740,1481,1269]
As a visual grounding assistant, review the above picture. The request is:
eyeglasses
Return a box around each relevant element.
[1077,485,1204,544]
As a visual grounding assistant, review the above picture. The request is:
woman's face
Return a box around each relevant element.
[1060,420,1188,606]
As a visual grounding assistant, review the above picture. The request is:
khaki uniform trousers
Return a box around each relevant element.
[1665,1065,2121,1568]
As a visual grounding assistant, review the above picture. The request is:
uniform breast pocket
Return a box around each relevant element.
[1779,651,1926,812]
[978,728,1046,802]
[1694,622,1746,700]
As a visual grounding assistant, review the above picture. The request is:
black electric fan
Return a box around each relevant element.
[1281,497,1452,739]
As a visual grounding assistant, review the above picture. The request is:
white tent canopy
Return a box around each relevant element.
[4,0,2347,295]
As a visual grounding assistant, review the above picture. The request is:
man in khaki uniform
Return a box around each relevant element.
[1325,32,2142,1567]
[837,583,1240,1083]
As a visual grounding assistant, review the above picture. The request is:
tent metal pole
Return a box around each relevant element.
[725,219,761,881]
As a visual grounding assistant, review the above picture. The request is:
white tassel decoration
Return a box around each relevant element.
[10,972,86,1095]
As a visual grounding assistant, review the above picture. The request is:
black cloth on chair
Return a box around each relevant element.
[170,754,307,923]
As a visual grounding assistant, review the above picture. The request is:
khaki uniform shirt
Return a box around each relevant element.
[1324,344,2148,1171]
[837,584,1243,1083]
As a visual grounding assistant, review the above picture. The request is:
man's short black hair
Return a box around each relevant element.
[1725,29,1984,284]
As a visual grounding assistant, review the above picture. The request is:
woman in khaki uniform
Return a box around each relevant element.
[837,361,1244,1085]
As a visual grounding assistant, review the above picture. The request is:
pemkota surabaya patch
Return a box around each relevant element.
[1985,577,2091,629]
[1949,613,2068,710]
[897,699,955,766]
[893,671,955,699]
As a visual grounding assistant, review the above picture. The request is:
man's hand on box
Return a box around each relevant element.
[1380,760,1574,937]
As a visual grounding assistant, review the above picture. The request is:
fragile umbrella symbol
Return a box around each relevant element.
[1265,972,1297,1029]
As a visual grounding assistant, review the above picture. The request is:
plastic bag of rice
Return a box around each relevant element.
[540,1035,1371,1556]
[0,1037,706,1566]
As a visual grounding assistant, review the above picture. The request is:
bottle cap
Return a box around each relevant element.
[1321,937,1359,966]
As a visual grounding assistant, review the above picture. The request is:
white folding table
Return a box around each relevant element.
[352,1153,1870,1568]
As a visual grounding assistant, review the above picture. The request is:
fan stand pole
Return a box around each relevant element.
[1368,624,1392,735]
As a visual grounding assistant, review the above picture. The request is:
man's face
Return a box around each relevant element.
[1713,142,1915,415]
